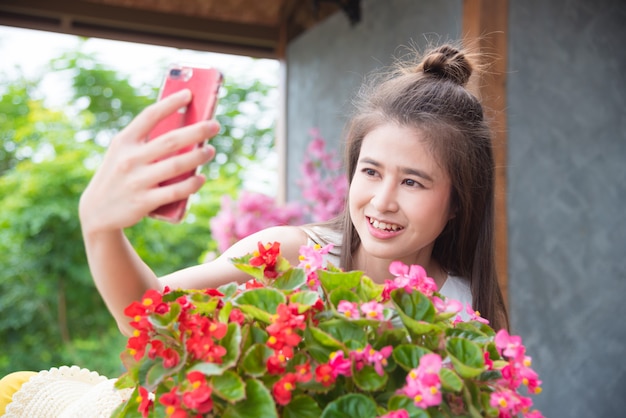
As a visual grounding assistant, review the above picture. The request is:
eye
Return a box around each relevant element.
[403,178,424,188]
[361,168,377,177]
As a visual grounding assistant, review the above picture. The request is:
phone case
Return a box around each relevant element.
[148,65,223,223]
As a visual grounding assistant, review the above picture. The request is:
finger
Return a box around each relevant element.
[145,174,207,210]
[142,120,220,163]
[123,89,193,143]
[143,143,216,187]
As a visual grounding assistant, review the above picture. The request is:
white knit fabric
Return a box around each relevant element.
[4,365,132,418]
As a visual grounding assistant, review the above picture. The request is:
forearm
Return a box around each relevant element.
[83,228,160,335]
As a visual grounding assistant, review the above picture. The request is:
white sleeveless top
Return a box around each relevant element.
[300,224,472,320]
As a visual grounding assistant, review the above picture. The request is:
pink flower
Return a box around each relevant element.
[298,243,334,289]
[489,389,533,418]
[465,303,490,324]
[360,300,385,320]
[387,261,438,297]
[337,301,360,319]
[328,351,352,378]
[432,296,463,316]
[398,353,443,409]
[495,329,524,360]
[365,345,393,376]
[211,192,305,253]
[297,130,348,222]
[378,410,410,418]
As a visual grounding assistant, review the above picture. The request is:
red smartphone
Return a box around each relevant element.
[148,65,223,223]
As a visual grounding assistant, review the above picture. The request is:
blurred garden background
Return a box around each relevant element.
[0,27,282,377]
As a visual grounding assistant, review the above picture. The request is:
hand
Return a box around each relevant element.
[79,89,220,233]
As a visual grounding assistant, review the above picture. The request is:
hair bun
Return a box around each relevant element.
[421,45,473,86]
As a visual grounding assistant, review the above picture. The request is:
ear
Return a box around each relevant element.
[447,203,458,221]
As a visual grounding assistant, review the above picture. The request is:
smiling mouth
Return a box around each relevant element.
[368,217,403,232]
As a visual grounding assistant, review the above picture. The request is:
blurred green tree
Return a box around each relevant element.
[0,41,277,376]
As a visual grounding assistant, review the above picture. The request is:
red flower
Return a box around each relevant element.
[127,332,150,361]
[159,389,184,417]
[267,351,287,375]
[315,363,336,387]
[272,373,297,405]
[294,362,312,383]
[205,288,225,297]
[245,279,264,289]
[183,372,214,413]
[229,308,245,325]
[249,241,281,279]
[137,386,153,417]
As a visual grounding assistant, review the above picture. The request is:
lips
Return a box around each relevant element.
[367,216,403,232]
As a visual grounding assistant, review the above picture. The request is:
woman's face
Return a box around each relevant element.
[348,123,454,266]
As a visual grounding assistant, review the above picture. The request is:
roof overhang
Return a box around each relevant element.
[0,0,358,58]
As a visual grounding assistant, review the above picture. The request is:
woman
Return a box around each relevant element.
[0,42,508,416]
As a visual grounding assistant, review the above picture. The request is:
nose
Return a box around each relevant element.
[370,180,399,213]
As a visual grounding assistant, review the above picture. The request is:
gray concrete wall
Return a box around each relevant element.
[508,0,626,416]
[285,0,462,201]
[286,0,626,415]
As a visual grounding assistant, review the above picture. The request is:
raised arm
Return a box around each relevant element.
[79,89,219,335]
[79,89,309,336]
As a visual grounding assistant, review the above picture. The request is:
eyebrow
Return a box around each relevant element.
[358,157,435,182]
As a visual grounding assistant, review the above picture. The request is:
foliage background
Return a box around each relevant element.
[0,38,278,377]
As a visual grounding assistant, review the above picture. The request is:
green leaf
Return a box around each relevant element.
[234,288,286,321]
[391,289,438,335]
[282,395,323,418]
[318,319,367,345]
[220,322,243,368]
[114,369,138,390]
[212,370,246,402]
[145,360,170,391]
[273,268,306,290]
[221,379,278,418]
[445,327,491,344]
[387,395,431,418]
[356,275,383,301]
[241,343,273,376]
[231,260,266,282]
[374,328,410,350]
[189,362,226,376]
[320,393,378,418]
[353,364,388,391]
[318,269,362,293]
[304,326,345,363]
[218,282,240,300]
[440,367,464,392]
[149,302,181,328]
[446,337,485,379]
[393,344,432,371]
[329,288,362,307]
[290,290,321,310]
[110,386,142,418]
[219,300,234,323]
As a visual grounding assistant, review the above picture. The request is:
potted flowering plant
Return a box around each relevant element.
[112,242,543,418]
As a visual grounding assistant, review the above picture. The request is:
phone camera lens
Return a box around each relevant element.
[169,68,182,77]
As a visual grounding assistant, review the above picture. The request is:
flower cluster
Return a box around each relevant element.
[296,128,348,222]
[210,130,347,253]
[113,243,543,418]
[210,192,305,253]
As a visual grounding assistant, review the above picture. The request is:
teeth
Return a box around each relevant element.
[369,218,402,231]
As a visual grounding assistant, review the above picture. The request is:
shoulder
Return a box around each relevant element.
[440,275,472,306]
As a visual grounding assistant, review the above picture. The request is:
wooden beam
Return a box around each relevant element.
[0,0,279,58]
[462,0,509,306]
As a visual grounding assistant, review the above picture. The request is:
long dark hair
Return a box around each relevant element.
[324,43,509,330]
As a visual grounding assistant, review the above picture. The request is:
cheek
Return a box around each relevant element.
[347,182,365,217]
